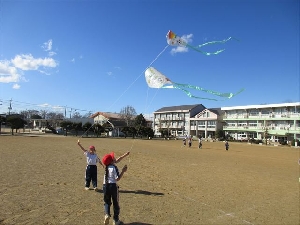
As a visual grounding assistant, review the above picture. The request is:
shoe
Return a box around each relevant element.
[104,214,110,225]
[94,187,98,191]
[84,187,90,190]
[113,220,121,225]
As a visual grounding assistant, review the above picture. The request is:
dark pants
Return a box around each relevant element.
[85,165,97,188]
[103,183,120,222]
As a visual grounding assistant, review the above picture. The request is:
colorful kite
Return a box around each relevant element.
[145,67,244,101]
[166,30,237,56]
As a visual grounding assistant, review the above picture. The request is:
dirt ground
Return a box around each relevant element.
[0,134,299,225]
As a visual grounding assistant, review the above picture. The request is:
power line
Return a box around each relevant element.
[0,98,94,115]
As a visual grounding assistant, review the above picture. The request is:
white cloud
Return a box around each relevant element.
[38,103,51,108]
[70,58,75,63]
[0,60,22,83]
[0,54,58,86]
[48,51,56,57]
[12,54,57,70]
[52,105,65,111]
[42,39,53,52]
[42,39,57,57]
[13,84,20,89]
[170,33,193,55]
[107,71,113,76]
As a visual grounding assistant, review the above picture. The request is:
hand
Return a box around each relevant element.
[125,151,130,156]
[122,165,128,172]
[77,140,80,144]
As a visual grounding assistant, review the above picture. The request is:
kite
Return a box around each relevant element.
[166,30,237,56]
[145,67,244,101]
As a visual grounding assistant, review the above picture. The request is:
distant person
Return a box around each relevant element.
[183,138,186,147]
[77,140,104,191]
[188,138,192,147]
[225,141,229,151]
[102,151,130,225]
[198,138,202,149]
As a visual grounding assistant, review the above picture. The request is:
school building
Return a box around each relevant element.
[153,102,300,142]
[221,102,300,142]
[153,104,223,139]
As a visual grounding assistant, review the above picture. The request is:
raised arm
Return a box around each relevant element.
[98,157,105,168]
[77,140,87,152]
[115,151,130,163]
[116,165,128,181]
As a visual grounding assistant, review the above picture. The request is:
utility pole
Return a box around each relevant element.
[8,99,12,115]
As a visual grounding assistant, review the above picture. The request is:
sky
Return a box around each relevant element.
[0,0,299,118]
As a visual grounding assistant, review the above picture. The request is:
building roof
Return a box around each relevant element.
[221,102,300,110]
[208,108,222,116]
[90,112,122,119]
[155,104,205,113]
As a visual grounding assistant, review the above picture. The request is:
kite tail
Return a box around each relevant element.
[171,85,219,101]
[174,83,242,99]
[198,37,238,48]
[187,37,239,56]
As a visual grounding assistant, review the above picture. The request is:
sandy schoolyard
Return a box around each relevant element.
[0,134,299,225]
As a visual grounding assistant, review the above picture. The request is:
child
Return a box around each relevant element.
[102,151,130,225]
[225,141,229,151]
[77,140,104,191]
[198,138,202,149]
[183,138,186,147]
[188,137,192,147]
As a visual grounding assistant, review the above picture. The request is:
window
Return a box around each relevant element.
[207,121,216,128]
[198,121,205,128]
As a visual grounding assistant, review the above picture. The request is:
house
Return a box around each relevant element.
[90,112,153,137]
[221,102,300,142]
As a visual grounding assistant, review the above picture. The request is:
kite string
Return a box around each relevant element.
[103,45,169,165]
[108,45,169,110]
[78,46,169,151]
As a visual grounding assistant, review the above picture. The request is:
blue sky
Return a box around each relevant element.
[0,0,299,118]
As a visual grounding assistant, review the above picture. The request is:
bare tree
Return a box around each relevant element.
[39,110,48,119]
[72,111,83,119]
[119,105,137,126]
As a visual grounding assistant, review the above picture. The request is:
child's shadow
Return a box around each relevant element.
[95,189,164,196]
[120,189,164,196]
[124,223,152,225]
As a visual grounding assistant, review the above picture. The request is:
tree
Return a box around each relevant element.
[47,112,64,120]
[39,110,48,119]
[31,114,42,119]
[134,113,147,136]
[215,129,225,140]
[119,105,137,126]
[6,115,27,135]
[72,111,83,119]
[0,114,6,134]
[264,128,269,145]
[73,122,83,136]
[82,122,93,137]
[134,114,147,127]
[60,121,73,136]
[93,123,104,137]
[129,126,137,138]
[19,110,30,120]
[143,127,154,139]
[121,126,129,138]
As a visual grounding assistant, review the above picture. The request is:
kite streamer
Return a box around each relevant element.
[145,67,244,101]
[166,30,238,56]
